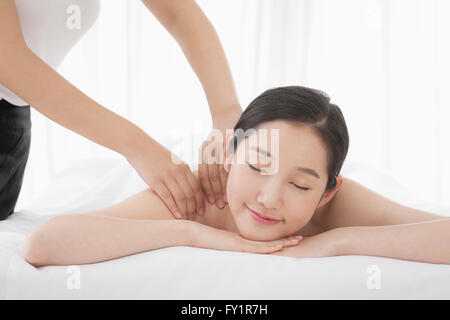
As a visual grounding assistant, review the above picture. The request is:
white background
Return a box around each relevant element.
[16,0,450,211]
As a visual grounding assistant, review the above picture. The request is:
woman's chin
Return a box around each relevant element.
[231,211,281,241]
[234,223,278,241]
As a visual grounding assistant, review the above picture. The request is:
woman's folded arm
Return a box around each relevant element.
[24,214,192,267]
[24,212,304,267]
[334,217,450,264]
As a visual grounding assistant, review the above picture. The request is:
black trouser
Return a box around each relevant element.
[0,99,32,220]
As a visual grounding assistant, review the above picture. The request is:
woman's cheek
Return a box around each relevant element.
[227,166,250,200]
[283,203,316,231]
[226,171,243,212]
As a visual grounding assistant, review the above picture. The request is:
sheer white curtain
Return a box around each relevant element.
[16,0,450,211]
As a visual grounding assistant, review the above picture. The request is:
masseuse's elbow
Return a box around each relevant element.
[0,43,30,83]
[0,54,10,84]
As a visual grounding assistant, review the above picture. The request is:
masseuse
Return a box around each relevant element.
[0,0,241,220]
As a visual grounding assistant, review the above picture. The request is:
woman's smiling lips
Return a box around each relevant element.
[246,205,281,224]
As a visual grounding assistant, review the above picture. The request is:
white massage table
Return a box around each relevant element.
[1,134,450,299]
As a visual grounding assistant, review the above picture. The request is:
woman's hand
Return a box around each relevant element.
[198,106,242,209]
[271,230,342,258]
[187,221,304,254]
[127,136,205,220]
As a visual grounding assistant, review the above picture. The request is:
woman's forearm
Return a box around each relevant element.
[24,214,192,266]
[0,46,146,160]
[142,0,241,120]
[335,218,450,264]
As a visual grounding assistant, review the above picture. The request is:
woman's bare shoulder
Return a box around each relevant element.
[81,188,176,220]
[81,185,213,227]
[80,168,203,221]
[310,176,445,232]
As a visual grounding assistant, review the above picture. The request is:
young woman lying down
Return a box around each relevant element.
[24,86,450,267]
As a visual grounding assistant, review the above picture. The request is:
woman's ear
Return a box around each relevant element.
[223,130,234,173]
[317,175,344,209]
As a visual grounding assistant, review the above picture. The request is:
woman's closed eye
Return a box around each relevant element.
[247,163,310,191]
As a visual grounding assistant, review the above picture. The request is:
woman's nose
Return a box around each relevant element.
[256,180,283,211]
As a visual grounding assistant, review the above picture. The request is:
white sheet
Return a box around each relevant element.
[1,134,450,299]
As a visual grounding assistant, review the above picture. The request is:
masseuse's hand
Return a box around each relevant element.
[127,137,205,220]
[198,107,242,210]
[187,220,304,254]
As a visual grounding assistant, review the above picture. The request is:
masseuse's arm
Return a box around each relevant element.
[0,0,139,159]
[141,0,241,121]
[141,0,243,207]
[0,0,205,221]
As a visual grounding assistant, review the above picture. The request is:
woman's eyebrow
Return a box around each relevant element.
[250,146,272,158]
[249,146,320,179]
[296,167,320,179]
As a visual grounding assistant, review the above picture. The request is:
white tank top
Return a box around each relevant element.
[0,0,100,106]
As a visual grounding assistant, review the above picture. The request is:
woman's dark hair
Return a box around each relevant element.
[228,85,349,192]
